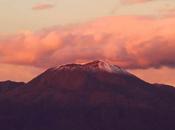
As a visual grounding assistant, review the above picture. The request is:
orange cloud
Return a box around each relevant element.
[0,16,175,69]
[32,3,54,10]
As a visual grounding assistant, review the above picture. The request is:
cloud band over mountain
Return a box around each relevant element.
[0,16,175,69]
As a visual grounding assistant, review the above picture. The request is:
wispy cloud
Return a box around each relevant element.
[121,0,153,4]
[159,4,175,17]
[32,3,54,10]
[0,16,175,69]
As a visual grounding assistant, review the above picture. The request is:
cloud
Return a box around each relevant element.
[0,16,175,69]
[121,0,153,4]
[32,3,54,10]
[159,5,175,17]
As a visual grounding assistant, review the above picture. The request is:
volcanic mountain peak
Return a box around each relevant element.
[52,60,130,75]
[84,60,128,74]
[53,63,82,71]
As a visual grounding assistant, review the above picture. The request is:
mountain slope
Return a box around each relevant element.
[24,60,154,106]
[0,60,175,130]
[0,80,25,92]
[25,60,174,108]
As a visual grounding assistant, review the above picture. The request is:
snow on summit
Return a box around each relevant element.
[52,60,130,75]
[84,60,129,74]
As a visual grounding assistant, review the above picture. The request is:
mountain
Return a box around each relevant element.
[0,60,175,130]
[0,80,25,92]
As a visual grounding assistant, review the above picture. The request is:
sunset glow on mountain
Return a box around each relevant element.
[1,1,175,129]
[0,0,175,86]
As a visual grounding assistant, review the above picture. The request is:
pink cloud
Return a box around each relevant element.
[121,0,153,4]
[32,3,54,10]
[0,16,175,69]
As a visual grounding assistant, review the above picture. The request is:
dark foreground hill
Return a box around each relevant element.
[0,60,175,130]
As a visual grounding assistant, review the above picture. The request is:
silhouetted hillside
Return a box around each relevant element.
[0,60,175,130]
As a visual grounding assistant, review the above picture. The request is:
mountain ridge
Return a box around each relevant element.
[50,60,130,75]
[0,60,175,130]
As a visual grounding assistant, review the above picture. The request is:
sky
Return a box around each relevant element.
[0,0,175,86]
